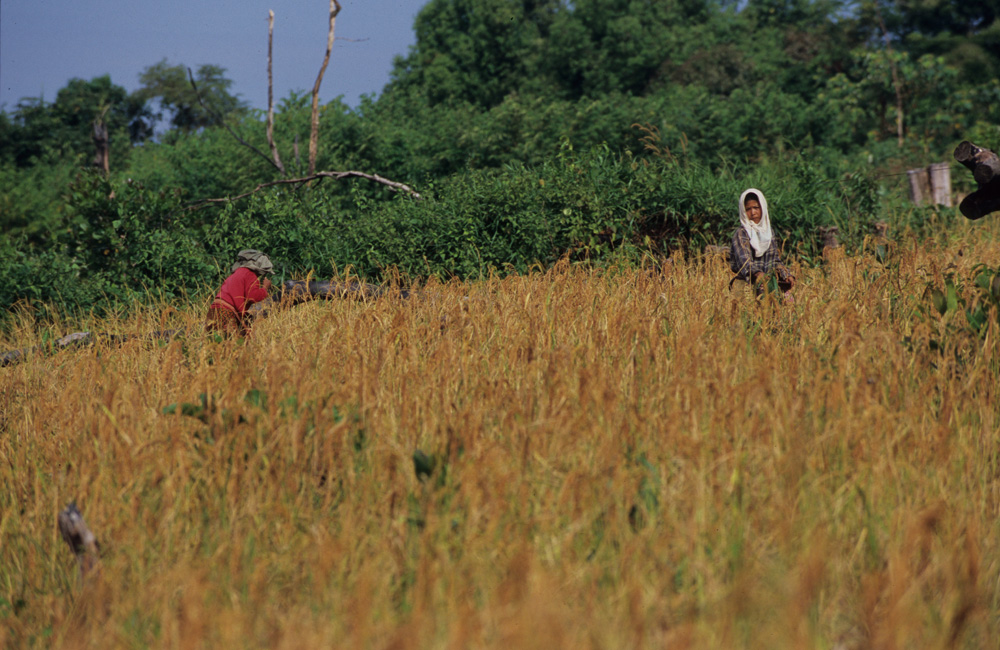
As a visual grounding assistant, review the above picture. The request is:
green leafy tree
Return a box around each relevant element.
[0,75,152,167]
[137,60,247,132]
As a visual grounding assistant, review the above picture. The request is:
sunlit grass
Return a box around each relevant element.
[2,216,999,648]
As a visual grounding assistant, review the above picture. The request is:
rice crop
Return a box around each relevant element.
[2,219,999,649]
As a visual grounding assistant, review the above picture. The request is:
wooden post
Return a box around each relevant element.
[58,502,100,578]
[908,168,931,206]
[928,162,952,207]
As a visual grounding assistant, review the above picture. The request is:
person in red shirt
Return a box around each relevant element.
[205,250,275,336]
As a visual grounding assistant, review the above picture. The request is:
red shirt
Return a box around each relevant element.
[214,267,268,315]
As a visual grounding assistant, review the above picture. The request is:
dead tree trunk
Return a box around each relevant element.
[92,121,109,174]
[875,8,904,147]
[309,0,342,176]
[266,11,285,175]
[954,141,1000,220]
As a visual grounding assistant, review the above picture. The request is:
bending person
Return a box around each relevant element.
[206,249,274,336]
[729,188,795,299]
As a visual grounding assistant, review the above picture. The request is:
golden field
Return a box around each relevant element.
[2,217,999,649]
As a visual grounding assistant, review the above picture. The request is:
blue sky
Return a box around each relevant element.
[0,0,429,112]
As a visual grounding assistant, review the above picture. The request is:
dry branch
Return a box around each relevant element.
[310,0,342,176]
[187,68,282,174]
[188,170,420,208]
[58,502,100,578]
[266,11,286,175]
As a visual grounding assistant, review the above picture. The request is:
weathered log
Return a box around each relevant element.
[954,141,1000,219]
[954,141,1000,185]
[58,502,100,578]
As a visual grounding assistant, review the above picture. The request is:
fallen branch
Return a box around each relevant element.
[58,502,101,579]
[187,170,420,209]
[187,67,282,174]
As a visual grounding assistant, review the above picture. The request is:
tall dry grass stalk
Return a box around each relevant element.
[2,221,999,649]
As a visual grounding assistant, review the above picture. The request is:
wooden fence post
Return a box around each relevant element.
[928,162,952,207]
[908,163,952,207]
[908,168,931,206]
[58,502,101,579]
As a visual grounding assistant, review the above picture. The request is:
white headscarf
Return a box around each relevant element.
[738,188,772,257]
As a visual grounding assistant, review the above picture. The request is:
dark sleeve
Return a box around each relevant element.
[730,229,754,282]
[762,242,791,281]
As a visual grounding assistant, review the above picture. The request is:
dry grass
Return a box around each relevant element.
[2,219,1000,649]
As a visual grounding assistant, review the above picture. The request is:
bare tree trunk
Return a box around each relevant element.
[92,106,110,174]
[310,0,342,176]
[875,9,904,147]
[267,10,286,176]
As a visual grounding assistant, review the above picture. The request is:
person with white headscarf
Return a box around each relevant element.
[729,189,794,297]
[205,249,275,336]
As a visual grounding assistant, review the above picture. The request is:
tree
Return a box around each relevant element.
[137,60,247,132]
[0,75,153,167]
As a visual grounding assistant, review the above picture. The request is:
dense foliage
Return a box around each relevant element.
[2,0,999,318]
